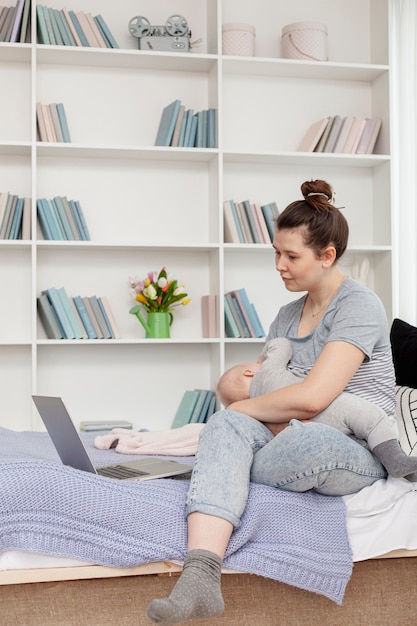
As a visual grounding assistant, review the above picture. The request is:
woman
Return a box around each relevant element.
[147,179,395,624]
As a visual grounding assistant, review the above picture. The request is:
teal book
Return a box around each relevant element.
[229,199,245,243]
[54,9,76,46]
[231,290,256,337]
[43,287,76,339]
[155,99,181,147]
[242,199,262,244]
[36,5,50,44]
[195,110,204,148]
[52,196,75,240]
[250,303,266,338]
[261,202,279,242]
[94,14,119,49]
[8,196,24,240]
[47,8,62,45]
[56,103,71,142]
[183,109,194,147]
[19,0,31,43]
[205,394,217,421]
[178,109,189,147]
[97,296,115,339]
[207,108,217,148]
[68,10,89,47]
[38,198,65,240]
[36,198,53,239]
[229,294,251,338]
[88,296,112,339]
[171,390,200,428]
[236,288,265,337]
[58,196,80,239]
[73,295,98,339]
[69,199,90,240]
[189,389,210,424]
[195,390,213,424]
[223,295,240,338]
[57,287,84,339]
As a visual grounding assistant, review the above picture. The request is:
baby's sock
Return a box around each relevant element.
[147,549,224,624]
[373,439,417,479]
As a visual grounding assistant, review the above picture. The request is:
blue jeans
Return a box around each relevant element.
[186,411,387,528]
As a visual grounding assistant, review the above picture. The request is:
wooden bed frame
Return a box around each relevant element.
[1,551,416,625]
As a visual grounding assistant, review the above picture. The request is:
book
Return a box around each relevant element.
[182,109,194,147]
[207,108,217,148]
[99,296,121,339]
[201,294,217,338]
[39,197,65,239]
[333,116,354,152]
[260,202,279,241]
[155,99,182,147]
[58,195,80,239]
[223,294,240,338]
[51,197,73,240]
[225,292,248,337]
[322,115,344,152]
[37,293,63,339]
[69,297,88,339]
[62,7,82,46]
[9,0,25,43]
[36,102,48,142]
[231,290,256,337]
[236,287,265,337]
[177,108,188,147]
[47,8,62,45]
[56,103,71,142]
[0,6,14,42]
[4,3,17,41]
[85,12,106,48]
[83,296,103,338]
[205,394,217,422]
[19,0,30,43]
[355,117,382,154]
[42,287,76,339]
[241,199,262,244]
[0,191,10,237]
[57,286,84,339]
[235,201,253,243]
[21,197,31,240]
[223,200,241,243]
[49,103,64,143]
[187,114,198,147]
[342,116,366,153]
[69,199,90,240]
[55,8,76,46]
[0,195,17,239]
[171,389,200,428]
[314,115,335,152]
[73,295,97,339]
[252,202,271,244]
[88,296,112,339]
[297,117,329,152]
[189,389,211,424]
[75,11,99,47]
[8,196,24,239]
[94,15,119,49]
[67,10,89,47]
[195,110,205,148]
[170,105,185,147]
[196,390,214,423]
[41,103,57,142]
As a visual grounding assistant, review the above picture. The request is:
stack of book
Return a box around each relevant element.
[0,192,30,240]
[171,389,217,429]
[37,196,90,240]
[36,102,71,143]
[0,0,31,43]
[224,288,265,338]
[155,99,217,149]
[36,5,118,48]
[38,287,121,340]
[298,116,382,154]
[224,199,279,244]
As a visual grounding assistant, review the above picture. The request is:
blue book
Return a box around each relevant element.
[183,109,194,147]
[196,390,213,423]
[195,110,205,148]
[56,103,71,142]
[230,295,251,337]
[178,109,189,147]
[36,199,53,239]
[73,296,97,339]
[207,108,217,148]
[155,99,181,147]
[68,10,89,47]
[229,199,245,243]
[38,198,65,240]
[70,199,91,240]
[171,390,200,428]
[94,15,119,49]
[47,8,62,45]
[97,297,115,339]
[43,287,76,339]
[57,287,84,339]
[88,296,111,339]
[236,288,265,338]
[188,114,198,147]
[205,394,217,421]
[261,202,279,242]
[189,389,210,424]
[52,196,74,240]
[54,9,76,46]
[8,196,24,239]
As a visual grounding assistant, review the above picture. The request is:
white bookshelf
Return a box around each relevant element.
[0,0,395,431]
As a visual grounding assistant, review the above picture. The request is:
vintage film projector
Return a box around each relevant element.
[128,14,192,52]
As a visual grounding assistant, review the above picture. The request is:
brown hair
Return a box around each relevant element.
[276,179,349,260]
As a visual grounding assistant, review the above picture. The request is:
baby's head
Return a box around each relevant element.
[216,361,261,407]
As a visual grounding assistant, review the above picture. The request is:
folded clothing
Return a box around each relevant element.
[94,423,205,456]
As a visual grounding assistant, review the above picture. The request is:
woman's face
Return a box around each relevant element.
[273,228,323,293]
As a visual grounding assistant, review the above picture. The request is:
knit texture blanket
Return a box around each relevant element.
[0,427,352,604]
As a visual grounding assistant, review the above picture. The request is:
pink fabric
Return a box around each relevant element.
[94,423,204,456]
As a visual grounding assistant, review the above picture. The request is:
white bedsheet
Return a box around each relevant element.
[1,476,416,571]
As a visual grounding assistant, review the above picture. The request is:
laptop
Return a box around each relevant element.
[32,395,192,481]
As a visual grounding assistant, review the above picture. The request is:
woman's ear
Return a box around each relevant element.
[322,245,337,267]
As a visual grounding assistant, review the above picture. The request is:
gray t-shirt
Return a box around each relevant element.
[266,277,396,416]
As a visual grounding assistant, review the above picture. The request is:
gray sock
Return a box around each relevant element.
[373,439,417,479]
[147,549,224,624]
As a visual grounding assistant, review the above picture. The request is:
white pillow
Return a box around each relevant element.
[396,385,417,456]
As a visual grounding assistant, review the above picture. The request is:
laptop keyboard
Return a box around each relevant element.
[97,465,149,479]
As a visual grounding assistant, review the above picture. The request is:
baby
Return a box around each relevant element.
[217,337,417,481]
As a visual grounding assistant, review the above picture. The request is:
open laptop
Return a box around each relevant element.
[32,395,192,481]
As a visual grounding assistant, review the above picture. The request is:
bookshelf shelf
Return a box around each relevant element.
[0,0,395,431]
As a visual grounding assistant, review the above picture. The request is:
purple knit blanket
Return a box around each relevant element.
[0,427,352,603]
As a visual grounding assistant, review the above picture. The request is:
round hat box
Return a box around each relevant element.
[281,21,328,61]
[222,23,256,56]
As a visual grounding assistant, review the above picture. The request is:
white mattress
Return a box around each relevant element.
[1,476,416,571]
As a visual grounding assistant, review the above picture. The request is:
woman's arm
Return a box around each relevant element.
[228,340,365,423]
